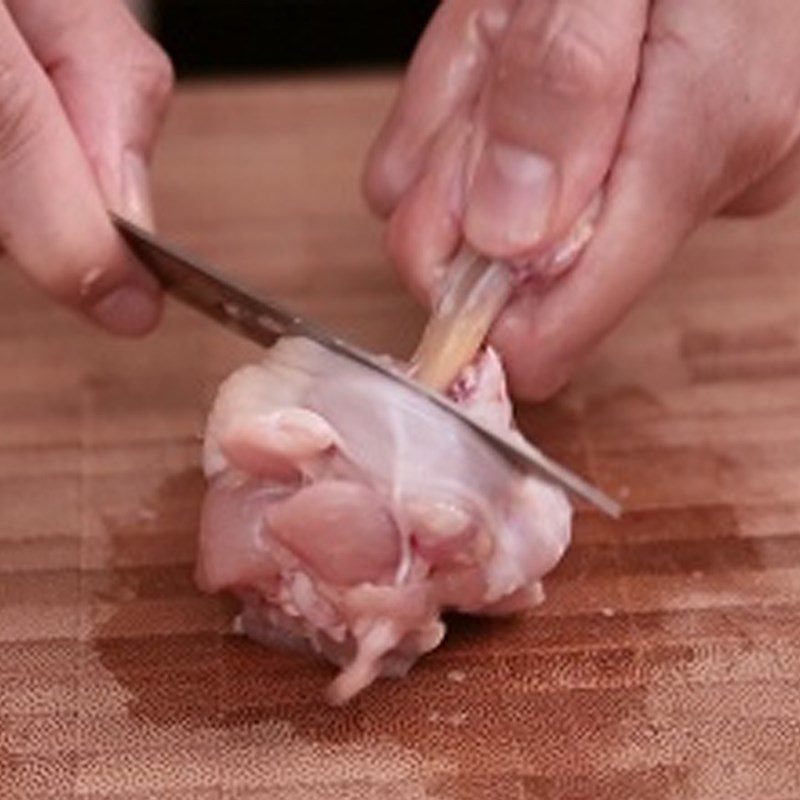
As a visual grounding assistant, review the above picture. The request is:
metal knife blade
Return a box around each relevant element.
[114,214,621,518]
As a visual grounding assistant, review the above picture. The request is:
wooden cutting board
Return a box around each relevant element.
[2,75,800,800]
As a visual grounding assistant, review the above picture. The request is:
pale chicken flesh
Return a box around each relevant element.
[198,337,572,703]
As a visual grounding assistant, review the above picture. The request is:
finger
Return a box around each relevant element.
[0,4,161,334]
[492,0,800,399]
[8,0,174,227]
[384,115,473,304]
[463,0,648,260]
[363,0,515,218]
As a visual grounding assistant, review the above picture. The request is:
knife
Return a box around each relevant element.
[113,214,621,518]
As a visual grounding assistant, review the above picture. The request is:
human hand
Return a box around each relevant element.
[364,0,800,398]
[1,0,173,335]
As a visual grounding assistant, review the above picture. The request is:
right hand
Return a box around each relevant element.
[0,0,173,335]
[365,0,800,399]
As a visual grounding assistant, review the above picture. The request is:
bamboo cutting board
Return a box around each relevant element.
[2,75,800,800]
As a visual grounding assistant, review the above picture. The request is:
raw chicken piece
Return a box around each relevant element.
[198,337,571,703]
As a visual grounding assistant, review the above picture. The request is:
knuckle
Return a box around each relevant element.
[130,40,175,110]
[646,21,698,67]
[502,19,622,102]
[537,25,619,99]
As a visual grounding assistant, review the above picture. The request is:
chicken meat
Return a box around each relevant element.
[197,336,571,703]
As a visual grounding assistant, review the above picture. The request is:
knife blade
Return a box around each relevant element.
[114,214,621,518]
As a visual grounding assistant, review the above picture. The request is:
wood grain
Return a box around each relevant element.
[2,74,800,799]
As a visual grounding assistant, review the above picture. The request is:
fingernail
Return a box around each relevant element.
[90,284,161,336]
[120,150,155,229]
[465,142,557,257]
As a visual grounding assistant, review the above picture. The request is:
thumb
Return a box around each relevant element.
[464,0,647,261]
